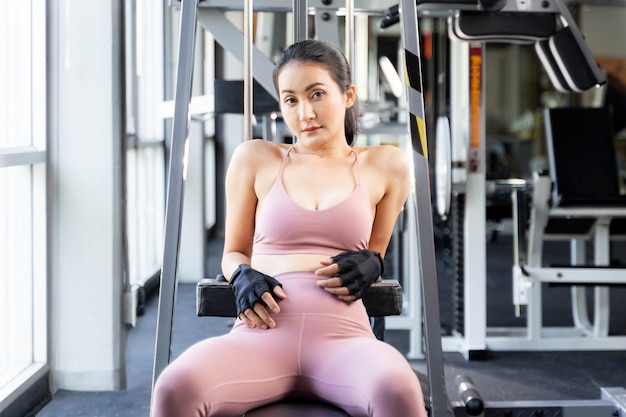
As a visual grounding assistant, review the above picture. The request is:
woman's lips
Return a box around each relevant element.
[303,127,320,134]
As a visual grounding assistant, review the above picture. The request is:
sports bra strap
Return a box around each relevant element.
[352,148,361,185]
[277,145,296,177]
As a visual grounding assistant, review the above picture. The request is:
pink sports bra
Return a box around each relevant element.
[253,146,373,256]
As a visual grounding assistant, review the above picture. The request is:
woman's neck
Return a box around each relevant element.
[292,141,352,159]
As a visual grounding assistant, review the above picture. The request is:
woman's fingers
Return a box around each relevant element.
[316,276,344,288]
[272,285,287,300]
[240,300,277,330]
[316,277,357,302]
[261,291,282,314]
[315,258,340,277]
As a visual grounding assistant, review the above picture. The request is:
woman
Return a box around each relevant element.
[152,39,426,417]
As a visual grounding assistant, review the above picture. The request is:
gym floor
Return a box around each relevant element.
[36,228,626,416]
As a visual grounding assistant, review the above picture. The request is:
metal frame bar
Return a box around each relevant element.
[243,0,253,141]
[151,0,199,391]
[292,0,308,41]
[197,10,277,100]
[515,266,626,286]
[400,1,449,416]
[172,0,397,13]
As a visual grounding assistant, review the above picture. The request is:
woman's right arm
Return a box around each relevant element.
[221,141,259,280]
[222,141,286,329]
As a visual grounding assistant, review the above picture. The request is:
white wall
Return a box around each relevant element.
[47,0,126,391]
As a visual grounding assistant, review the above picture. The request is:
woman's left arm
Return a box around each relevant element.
[367,145,411,257]
[316,145,411,301]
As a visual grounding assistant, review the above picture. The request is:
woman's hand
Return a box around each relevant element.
[315,250,384,302]
[230,265,287,330]
[315,258,357,302]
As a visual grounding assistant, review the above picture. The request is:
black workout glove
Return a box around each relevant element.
[331,249,385,299]
[229,264,283,317]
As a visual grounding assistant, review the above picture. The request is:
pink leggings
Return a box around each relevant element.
[151,272,426,417]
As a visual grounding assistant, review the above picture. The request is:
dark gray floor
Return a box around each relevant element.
[35,232,626,416]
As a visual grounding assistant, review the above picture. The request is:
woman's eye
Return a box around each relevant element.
[312,90,325,99]
[283,97,296,105]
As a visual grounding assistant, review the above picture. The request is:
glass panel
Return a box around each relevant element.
[126,146,165,286]
[0,165,34,388]
[0,0,33,148]
[0,0,45,397]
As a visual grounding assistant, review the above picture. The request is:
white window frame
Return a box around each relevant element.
[0,0,48,411]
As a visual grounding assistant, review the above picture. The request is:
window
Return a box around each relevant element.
[0,0,47,406]
[124,0,166,323]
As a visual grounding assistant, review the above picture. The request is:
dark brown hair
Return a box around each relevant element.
[272,39,360,145]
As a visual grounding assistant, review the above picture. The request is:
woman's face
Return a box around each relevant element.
[276,61,355,146]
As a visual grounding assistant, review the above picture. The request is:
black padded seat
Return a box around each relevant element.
[544,218,595,235]
[535,38,571,93]
[242,370,434,417]
[547,27,604,92]
[452,11,556,43]
[244,400,350,417]
[196,275,404,318]
[536,27,605,92]
[545,107,626,207]
[448,9,604,92]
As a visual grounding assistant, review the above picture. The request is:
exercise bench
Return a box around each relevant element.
[196,274,404,318]
[512,106,626,348]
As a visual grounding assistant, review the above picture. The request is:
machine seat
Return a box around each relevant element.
[244,400,349,417]
[196,275,404,318]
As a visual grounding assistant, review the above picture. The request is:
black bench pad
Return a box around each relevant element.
[196,277,404,318]
[244,400,349,416]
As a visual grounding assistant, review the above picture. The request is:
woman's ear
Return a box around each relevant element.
[345,84,357,108]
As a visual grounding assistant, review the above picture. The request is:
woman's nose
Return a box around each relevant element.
[298,101,315,121]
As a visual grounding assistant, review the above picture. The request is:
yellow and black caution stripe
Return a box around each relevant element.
[399,0,428,159]
[404,48,428,158]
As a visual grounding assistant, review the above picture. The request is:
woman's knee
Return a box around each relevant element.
[370,367,426,416]
[152,366,207,417]
[380,367,421,394]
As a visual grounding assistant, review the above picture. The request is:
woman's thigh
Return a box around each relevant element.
[152,317,303,417]
[300,318,426,417]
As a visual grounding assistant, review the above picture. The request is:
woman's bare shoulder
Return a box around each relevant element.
[234,138,286,155]
[356,143,406,157]
[356,145,410,176]
[231,139,288,166]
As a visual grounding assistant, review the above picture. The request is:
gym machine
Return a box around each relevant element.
[381,0,624,358]
[152,0,448,416]
[171,0,427,360]
[438,1,626,354]
[508,106,626,349]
